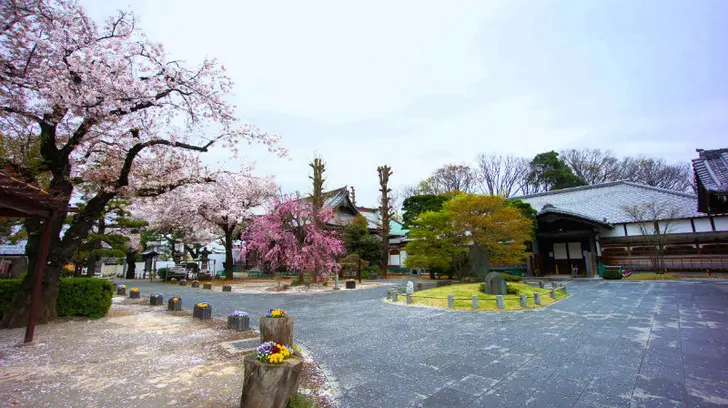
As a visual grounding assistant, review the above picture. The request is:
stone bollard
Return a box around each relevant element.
[534,292,541,305]
[561,285,569,294]
[538,281,545,289]
[334,274,340,290]
[386,289,392,300]
[406,294,412,304]
[550,288,556,299]
[496,295,504,309]
[392,292,398,302]
[472,295,479,309]
[520,294,527,307]
[448,294,454,308]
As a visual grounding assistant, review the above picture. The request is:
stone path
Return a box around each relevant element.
[118,279,728,407]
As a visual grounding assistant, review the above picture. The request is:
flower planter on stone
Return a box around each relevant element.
[222,285,232,292]
[203,283,212,290]
[260,310,293,346]
[345,279,356,289]
[168,297,182,311]
[228,311,250,331]
[179,279,187,286]
[193,302,212,319]
[150,293,164,306]
[240,348,302,408]
[116,285,127,296]
[129,288,140,299]
[191,280,200,288]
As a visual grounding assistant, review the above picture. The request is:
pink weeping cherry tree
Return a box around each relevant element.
[0,0,285,327]
[241,197,345,283]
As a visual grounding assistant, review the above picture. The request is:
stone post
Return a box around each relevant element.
[561,285,569,294]
[534,292,541,305]
[550,288,556,299]
[538,281,545,289]
[496,295,504,309]
[472,295,479,309]
[392,292,398,302]
[386,289,392,300]
[406,294,412,304]
[520,294,527,307]
[447,294,454,308]
[334,274,339,290]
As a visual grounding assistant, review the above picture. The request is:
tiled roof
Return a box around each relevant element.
[0,167,66,215]
[511,181,700,224]
[693,148,728,193]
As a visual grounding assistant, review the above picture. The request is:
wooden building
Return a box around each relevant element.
[693,148,728,214]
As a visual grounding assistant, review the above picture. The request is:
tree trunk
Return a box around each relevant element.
[260,316,294,347]
[125,251,136,279]
[240,354,303,408]
[224,227,234,280]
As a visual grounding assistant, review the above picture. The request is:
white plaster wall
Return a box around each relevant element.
[661,219,693,234]
[389,254,400,266]
[714,216,728,232]
[694,218,713,232]
[625,223,646,236]
[599,226,625,238]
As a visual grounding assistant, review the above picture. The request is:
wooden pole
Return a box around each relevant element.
[25,211,56,343]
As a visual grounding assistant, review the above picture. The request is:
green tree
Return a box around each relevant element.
[404,210,468,278]
[401,194,451,228]
[505,199,538,239]
[527,151,586,192]
[341,215,382,281]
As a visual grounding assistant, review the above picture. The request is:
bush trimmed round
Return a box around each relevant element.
[602,269,623,280]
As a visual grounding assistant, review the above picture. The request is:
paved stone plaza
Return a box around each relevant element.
[120,279,728,407]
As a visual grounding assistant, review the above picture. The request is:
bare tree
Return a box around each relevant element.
[378,165,394,279]
[431,164,478,193]
[475,154,530,197]
[622,201,681,272]
[560,148,621,185]
[618,157,693,192]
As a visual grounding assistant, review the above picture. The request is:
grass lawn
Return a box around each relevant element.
[392,282,569,311]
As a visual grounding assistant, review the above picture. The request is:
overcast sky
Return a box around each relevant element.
[83,0,728,207]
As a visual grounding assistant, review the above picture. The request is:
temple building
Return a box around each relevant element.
[693,148,728,214]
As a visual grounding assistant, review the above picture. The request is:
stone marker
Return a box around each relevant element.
[240,353,303,408]
[448,294,454,308]
[334,274,339,290]
[392,292,398,302]
[406,280,414,295]
[538,281,545,289]
[520,293,527,307]
[406,294,412,304]
[485,272,507,295]
[386,289,392,300]
[550,288,556,299]
[496,295,504,309]
[472,295,479,309]
[534,292,541,305]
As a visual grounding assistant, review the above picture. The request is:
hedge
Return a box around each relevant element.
[602,269,623,280]
[502,273,524,282]
[0,277,113,319]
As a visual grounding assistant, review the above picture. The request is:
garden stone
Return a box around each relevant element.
[406,280,414,295]
[406,294,412,304]
[448,294,454,308]
[534,292,541,305]
[472,295,479,309]
[496,295,504,309]
[240,353,303,408]
[520,294,527,307]
[485,272,507,295]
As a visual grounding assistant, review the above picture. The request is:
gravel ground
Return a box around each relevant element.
[0,298,335,408]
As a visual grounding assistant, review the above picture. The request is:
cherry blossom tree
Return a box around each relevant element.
[0,0,284,328]
[242,197,345,283]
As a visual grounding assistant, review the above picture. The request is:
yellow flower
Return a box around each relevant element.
[171,297,180,302]
[131,288,139,292]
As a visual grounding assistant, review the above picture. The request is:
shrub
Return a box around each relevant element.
[478,282,485,293]
[602,269,623,280]
[502,273,524,282]
[506,283,519,294]
[0,279,22,319]
[287,393,315,408]
[56,278,113,318]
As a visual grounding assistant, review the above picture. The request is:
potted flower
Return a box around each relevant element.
[203,282,212,290]
[179,279,187,286]
[345,279,356,289]
[193,302,212,319]
[222,284,233,292]
[167,296,182,311]
[240,341,303,408]
[260,309,293,346]
[228,311,250,331]
[191,280,200,288]
[129,288,140,299]
[150,293,164,306]
[116,284,127,296]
